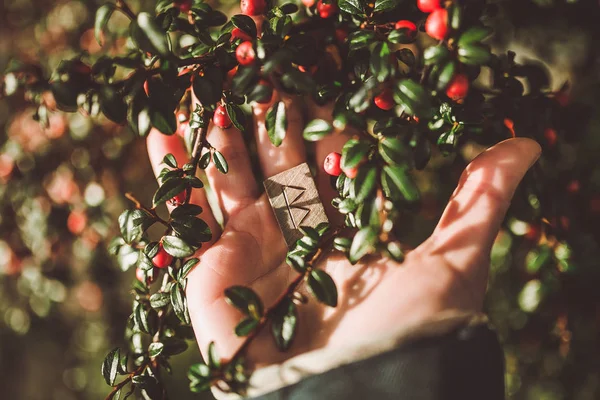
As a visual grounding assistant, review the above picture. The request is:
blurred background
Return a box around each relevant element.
[1,0,600,399]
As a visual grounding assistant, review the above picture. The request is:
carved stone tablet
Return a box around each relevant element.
[263,163,329,248]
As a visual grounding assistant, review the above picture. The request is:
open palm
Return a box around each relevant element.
[147,95,540,369]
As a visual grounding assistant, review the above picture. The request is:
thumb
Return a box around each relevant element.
[427,138,541,292]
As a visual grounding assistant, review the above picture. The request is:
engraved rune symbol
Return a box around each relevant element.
[282,185,310,228]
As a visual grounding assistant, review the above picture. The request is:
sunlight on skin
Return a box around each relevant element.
[147,86,541,368]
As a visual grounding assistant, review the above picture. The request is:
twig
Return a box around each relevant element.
[116,0,136,20]
[105,364,147,400]
[125,192,170,227]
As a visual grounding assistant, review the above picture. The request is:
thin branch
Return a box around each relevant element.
[116,0,136,20]
[105,364,147,400]
[125,192,170,227]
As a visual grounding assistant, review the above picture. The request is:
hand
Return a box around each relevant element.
[147,95,541,368]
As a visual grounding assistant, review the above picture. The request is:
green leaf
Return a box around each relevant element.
[135,12,171,57]
[394,80,433,118]
[423,45,450,66]
[457,44,492,66]
[178,258,199,281]
[374,0,399,12]
[352,166,377,203]
[286,254,306,273]
[150,104,177,134]
[370,42,392,82]
[349,227,378,264]
[213,150,229,174]
[231,14,257,38]
[379,137,408,165]
[381,165,420,205]
[386,241,405,262]
[271,299,298,351]
[162,154,178,168]
[148,342,164,358]
[235,317,259,336]
[225,103,247,132]
[152,177,187,207]
[303,119,333,141]
[266,101,287,147]
[162,235,196,258]
[95,4,116,46]
[396,48,416,67]
[162,337,189,356]
[171,217,212,245]
[348,31,377,51]
[192,66,224,111]
[171,204,203,219]
[207,342,221,368]
[458,26,493,47]
[188,363,211,392]
[224,286,264,319]
[119,209,153,244]
[307,269,338,307]
[134,303,154,334]
[150,292,170,309]
[99,86,127,124]
[170,282,191,324]
[341,139,370,170]
[198,152,211,169]
[433,60,456,91]
[333,237,352,252]
[338,0,366,15]
[102,347,121,386]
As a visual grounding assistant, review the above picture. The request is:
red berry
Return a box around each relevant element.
[394,20,417,39]
[374,88,395,111]
[67,210,87,235]
[446,73,469,101]
[143,80,150,96]
[417,0,442,13]
[335,28,348,43]
[544,128,558,146]
[302,0,316,6]
[213,104,232,129]
[169,190,187,207]
[342,165,358,179]
[525,224,541,242]
[567,180,580,194]
[236,41,256,66]
[324,152,342,176]
[152,244,173,269]
[255,79,274,104]
[230,27,253,42]
[317,0,338,18]
[240,0,266,16]
[176,0,192,13]
[425,8,448,40]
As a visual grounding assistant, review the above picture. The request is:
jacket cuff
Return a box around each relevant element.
[212,310,503,400]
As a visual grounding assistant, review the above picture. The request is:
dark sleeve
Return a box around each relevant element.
[250,322,505,400]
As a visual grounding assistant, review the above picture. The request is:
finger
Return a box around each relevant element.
[427,137,541,283]
[146,128,220,241]
[204,119,259,221]
[253,93,306,178]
